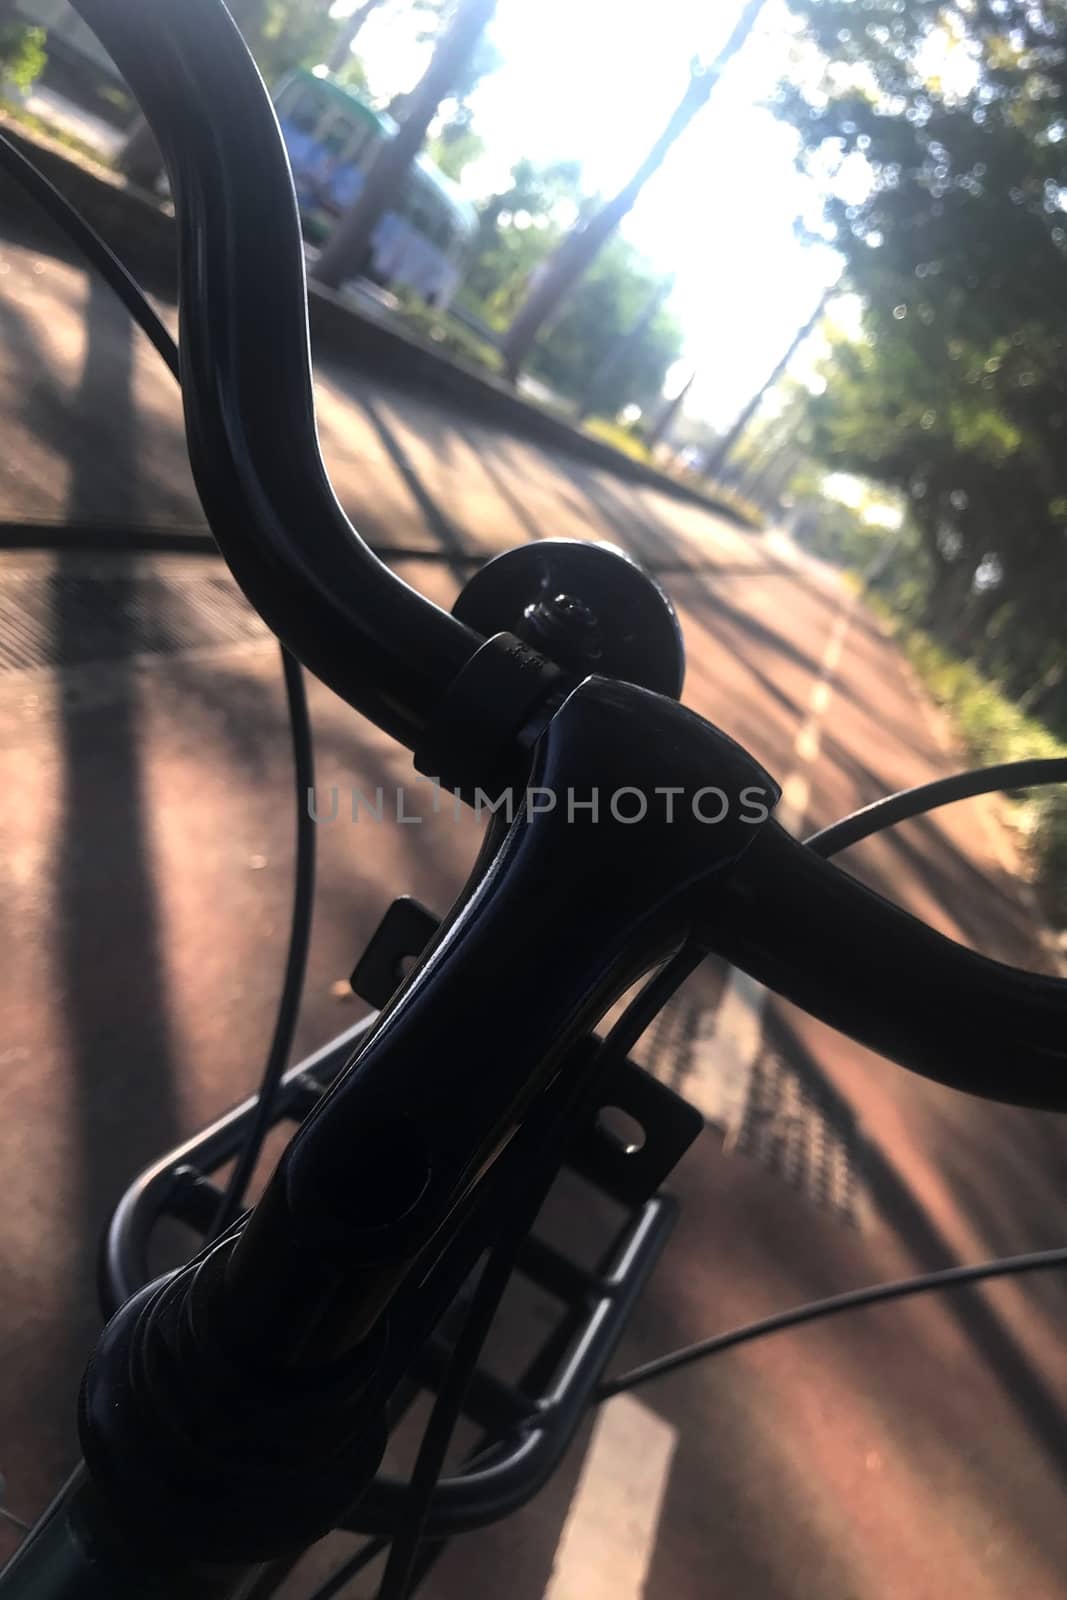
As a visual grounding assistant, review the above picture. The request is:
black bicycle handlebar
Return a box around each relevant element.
[72,0,479,752]
[704,822,1067,1108]
[3,6,1067,1587]
[68,0,1067,1112]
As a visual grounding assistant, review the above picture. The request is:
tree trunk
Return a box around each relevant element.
[706,285,832,475]
[311,0,497,292]
[117,115,164,189]
[1018,658,1066,717]
[646,370,695,451]
[499,0,766,382]
[325,0,387,75]
[576,275,673,421]
[923,550,974,644]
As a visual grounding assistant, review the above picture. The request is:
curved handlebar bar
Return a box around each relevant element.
[705,822,1067,1109]
[69,0,1067,1113]
[72,0,480,750]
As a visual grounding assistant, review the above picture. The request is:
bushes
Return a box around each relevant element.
[901,633,1065,768]
[0,24,46,94]
[392,295,504,379]
[582,416,651,462]
[872,605,1067,928]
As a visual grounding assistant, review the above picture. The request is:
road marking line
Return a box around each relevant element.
[684,965,765,1131]
[681,597,855,1136]
[545,1395,678,1600]
[777,770,812,834]
[793,723,821,766]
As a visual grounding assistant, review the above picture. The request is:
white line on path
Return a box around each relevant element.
[544,1395,678,1600]
[541,598,853,1599]
[682,599,856,1135]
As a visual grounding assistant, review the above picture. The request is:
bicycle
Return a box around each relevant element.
[1,2,1067,1596]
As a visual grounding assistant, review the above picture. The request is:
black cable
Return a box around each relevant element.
[598,1245,1067,1399]
[598,766,1067,1403]
[211,646,317,1235]
[0,128,318,1234]
[804,757,1067,859]
[373,945,704,1600]
[0,130,180,382]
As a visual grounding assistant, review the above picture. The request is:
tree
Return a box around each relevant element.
[777,0,1067,727]
[463,157,586,315]
[325,0,389,75]
[254,0,340,82]
[499,0,767,381]
[646,369,695,450]
[428,108,485,179]
[459,160,682,415]
[311,0,497,290]
[0,20,45,91]
[576,274,675,421]
[529,235,684,416]
[419,18,500,179]
[707,285,833,474]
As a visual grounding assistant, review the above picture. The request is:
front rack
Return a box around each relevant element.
[100,905,702,1568]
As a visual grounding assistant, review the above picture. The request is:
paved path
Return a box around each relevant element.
[0,225,1066,1599]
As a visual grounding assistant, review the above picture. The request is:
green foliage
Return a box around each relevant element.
[582,416,652,462]
[900,630,1064,766]
[392,289,504,375]
[0,23,45,91]
[1032,794,1067,926]
[790,493,896,571]
[868,599,1067,925]
[530,235,683,414]
[778,0,1067,736]
[0,98,114,170]
[428,104,484,180]
[463,160,682,413]
[334,54,372,94]
[463,158,586,317]
[255,0,344,82]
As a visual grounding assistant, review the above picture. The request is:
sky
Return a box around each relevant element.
[330,0,845,430]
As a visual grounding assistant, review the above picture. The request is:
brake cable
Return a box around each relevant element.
[600,757,1067,1402]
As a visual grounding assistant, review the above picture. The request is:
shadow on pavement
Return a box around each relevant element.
[0,270,186,1498]
[350,391,471,582]
[820,732,1048,968]
[57,274,185,1308]
[453,423,546,545]
[768,1005,1067,1487]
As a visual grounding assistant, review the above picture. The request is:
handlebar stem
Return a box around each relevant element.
[73,674,777,1566]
